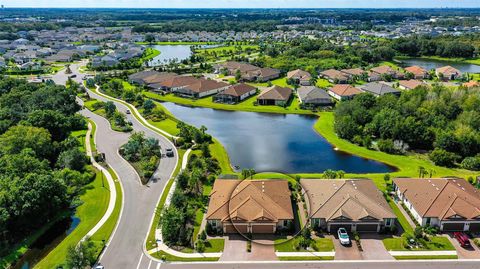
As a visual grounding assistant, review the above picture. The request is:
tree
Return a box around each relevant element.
[104,101,116,118]
[66,238,97,269]
[460,156,480,171]
[160,206,185,246]
[143,99,155,115]
[145,34,156,44]
[0,125,52,158]
[57,148,88,171]
[418,166,426,178]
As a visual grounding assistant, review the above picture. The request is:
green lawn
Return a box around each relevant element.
[35,168,110,269]
[204,239,225,253]
[387,199,414,234]
[274,237,334,252]
[136,41,213,45]
[143,91,311,115]
[383,236,455,251]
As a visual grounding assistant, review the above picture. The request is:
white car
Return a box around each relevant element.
[94,265,105,269]
[337,228,350,245]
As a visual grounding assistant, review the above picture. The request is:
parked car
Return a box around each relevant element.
[165,148,174,157]
[69,74,77,78]
[94,265,104,269]
[126,109,131,114]
[454,232,471,248]
[337,228,350,245]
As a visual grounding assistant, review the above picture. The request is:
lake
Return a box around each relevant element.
[398,58,480,73]
[162,103,395,174]
[148,45,193,66]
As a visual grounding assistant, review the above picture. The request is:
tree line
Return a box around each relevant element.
[334,86,480,170]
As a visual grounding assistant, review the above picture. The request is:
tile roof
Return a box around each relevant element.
[370,65,395,75]
[157,75,200,88]
[320,69,349,81]
[462,80,480,88]
[436,65,462,76]
[341,68,365,76]
[297,86,331,102]
[206,179,294,222]
[398,79,425,89]
[183,78,228,93]
[301,179,395,221]
[405,65,428,76]
[393,178,480,220]
[287,69,312,80]
[360,82,400,95]
[329,84,362,97]
[220,83,256,97]
[257,85,292,101]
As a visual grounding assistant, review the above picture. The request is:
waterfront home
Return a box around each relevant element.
[215,61,280,82]
[257,86,292,106]
[436,66,462,80]
[297,86,333,106]
[328,84,362,101]
[393,178,480,232]
[405,65,429,79]
[320,69,349,83]
[128,70,177,86]
[340,68,366,78]
[398,79,425,90]
[174,78,229,98]
[213,83,257,104]
[153,76,200,92]
[301,179,396,233]
[206,179,294,234]
[286,69,312,85]
[91,55,119,68]
[359,82,401,97]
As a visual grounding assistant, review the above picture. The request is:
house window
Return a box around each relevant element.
[385,219,391,226]
[211,221,216,227]
[283,220,289,227]
[426,218,431,226]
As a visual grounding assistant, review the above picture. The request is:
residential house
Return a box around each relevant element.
[297,86,333,106]
[215,61,280,82]
[174,78,229,98]
[405,65,429,79]
[320,69,349,84]
[359,82,401,97]
[154,76,200,92]
[213,83,257,104]
[393,178,480,232]
[128,70,177,86]
[398,80,425,90]
[370,65,403,80]
[328,84,362,101]
[301,179,396,232]
[340,68,366,79]
[206,179,294,234]
[91,55,119,68]
[286,69,312,86]
[436,66,462,80]
[257,86,292,106]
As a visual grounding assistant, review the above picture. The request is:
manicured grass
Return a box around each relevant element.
[247,77,290,88]
[394,255,458,260]
[387,199,414,234]
[144,91,312,115]
[192,210,204,244]
[383,236,455,251]
[142,47,161,61]
[204,239,225,253]
[136,41,213,45]
[315,78,332,88]
[150,251,219,262]
[35,168,110,269]
[278,256,334,261]
[274,237,334,252]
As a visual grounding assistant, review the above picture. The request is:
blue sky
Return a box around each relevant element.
[4,0,480,8]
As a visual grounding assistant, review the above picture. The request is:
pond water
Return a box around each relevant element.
[13,216,81,269]
[398,58,480,73]
[147,45,193,66]
[162,103,395,174]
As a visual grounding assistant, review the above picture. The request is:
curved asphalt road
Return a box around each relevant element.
[52,63,179,269]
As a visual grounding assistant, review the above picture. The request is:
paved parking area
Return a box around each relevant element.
[360,234,393,260]
[329,235,363,260]
[220,235,248,261]
[220,234,277,261]
[446,234,480,259]
[250,235,277,261]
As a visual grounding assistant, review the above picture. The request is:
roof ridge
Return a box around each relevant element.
[310,180,347,217]
[422,179,450,217]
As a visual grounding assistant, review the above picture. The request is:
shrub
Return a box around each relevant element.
[429,148,459,167]
[460,156,480,171]
[377,139,396,154]
[195,239,205,253]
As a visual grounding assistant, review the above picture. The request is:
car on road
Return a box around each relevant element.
[337,228,350,245]
[94,265,105,269]
[126,109,131,114]
[454,232,471,248]
[69,74,77,78]
[165,148,174,157]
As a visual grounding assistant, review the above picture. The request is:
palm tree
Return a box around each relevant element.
[248,168,256,179]
[336,170,345,179]
[241,169,248,180]
[418,166,426,178]
[200,125,207,134]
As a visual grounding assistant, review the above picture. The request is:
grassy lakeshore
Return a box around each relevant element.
[395,55,480,66]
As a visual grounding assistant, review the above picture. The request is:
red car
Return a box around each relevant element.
[454,232,471,248]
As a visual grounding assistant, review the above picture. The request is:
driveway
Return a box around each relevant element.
[329,235,362,260]
[360,234,393,260]
[446,234,480,259]
[220,234,277,261]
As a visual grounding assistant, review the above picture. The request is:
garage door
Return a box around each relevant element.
[225,224,248,234]
[469,223,480,232]
[251,225,275,234]
[442,223,465,231]
[329,224,352,233]
[356,224,379,232]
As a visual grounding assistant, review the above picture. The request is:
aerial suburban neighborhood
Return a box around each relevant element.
[1,4,480,269]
